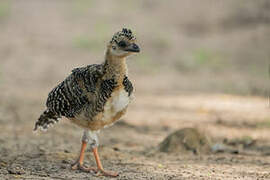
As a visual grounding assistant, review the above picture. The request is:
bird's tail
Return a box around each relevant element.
[34,109,60,131]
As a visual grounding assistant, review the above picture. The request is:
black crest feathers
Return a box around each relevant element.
[111,28,136,44]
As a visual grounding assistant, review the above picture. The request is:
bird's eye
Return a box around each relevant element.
[118,41,127,48]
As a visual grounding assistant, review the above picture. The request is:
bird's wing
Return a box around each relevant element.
[46,64,104,118]
[123,76,134,96]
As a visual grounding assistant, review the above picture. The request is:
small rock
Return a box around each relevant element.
[0,168,8,175]
[159,128,211,154]
[223,136,255,148]
[7,164,25,175]
[61,160,69,164]
[113,147,120,151]
[211,143,239,154]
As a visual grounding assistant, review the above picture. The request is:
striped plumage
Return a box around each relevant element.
[34,63,133,131]
[34,28,140,177]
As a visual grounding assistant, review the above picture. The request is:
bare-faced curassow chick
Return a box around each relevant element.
[34,28,140,177]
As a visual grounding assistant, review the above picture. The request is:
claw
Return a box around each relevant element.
[71,161,118,177]
[96,169,119,177]
[71,161,97,172]
[71,160,80,170]
[71,139,118,177]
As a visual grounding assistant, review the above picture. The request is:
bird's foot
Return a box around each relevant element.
[95,169,119,177]
[71,161,97,173]
[71,162,118,177]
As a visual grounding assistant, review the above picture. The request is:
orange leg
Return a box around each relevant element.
[71,141,97,172]
[71,141,118,177]
[92,147,118,177]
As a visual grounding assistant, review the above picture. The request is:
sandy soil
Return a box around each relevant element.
[0,93,270,180]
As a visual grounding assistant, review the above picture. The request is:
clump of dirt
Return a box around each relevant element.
[158,128,211,155]
[212,136,258,155]
[223,136,256,148]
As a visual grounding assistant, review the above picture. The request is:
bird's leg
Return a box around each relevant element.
[88,131,118,177]
[71,130,118,177]
[92,147,118,177]
[71,130,97,172]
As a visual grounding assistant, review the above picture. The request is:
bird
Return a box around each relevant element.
[34,28,140,177]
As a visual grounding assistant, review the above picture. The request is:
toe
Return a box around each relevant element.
[98,169,119,177]
[79,165,97,173]
[71,163,79,170]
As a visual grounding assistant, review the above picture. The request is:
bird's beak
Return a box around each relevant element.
[125,43,140,53]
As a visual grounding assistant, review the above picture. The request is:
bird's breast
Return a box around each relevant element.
[102,88,131,122]
[69,87,133,131]
[111,88,130,112]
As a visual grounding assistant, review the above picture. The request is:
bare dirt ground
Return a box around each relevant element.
[0,0,270,179]
[0,93,270,180]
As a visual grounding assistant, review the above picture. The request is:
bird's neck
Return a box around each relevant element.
[103,50,128,83]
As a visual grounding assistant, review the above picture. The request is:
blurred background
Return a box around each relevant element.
[0,0,269,97]
[0,0,270,179]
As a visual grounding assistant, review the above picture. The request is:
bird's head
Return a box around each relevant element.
[107,28,140,58]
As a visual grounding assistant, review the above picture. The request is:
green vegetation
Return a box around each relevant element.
[73,35,96,50]
[72,35,104,52]
[256,118,270,128]
[71,0,93,15]
[193,49,212,64]
[72,22,111,52]
[93,22,111,40]
[174,49,225,72]
[192,48,223,68]
[176,48,226,72]
[0,1,10,19]
[134,53,161,73]
[137,54,151,67]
